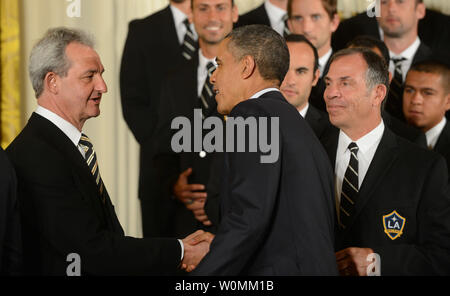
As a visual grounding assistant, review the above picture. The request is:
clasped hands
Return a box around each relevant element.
[173,168,212,226]
[181,230,214,272]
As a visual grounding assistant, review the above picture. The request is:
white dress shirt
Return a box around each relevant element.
[334,121,385,220]
[318,49,333,78]
[298,103,309,118]
[426,117,447,149]
[264,0,288,36]
[250,87,280,99]
[170,4,197,45]
[35,106,85,157]
[197,49,217,97]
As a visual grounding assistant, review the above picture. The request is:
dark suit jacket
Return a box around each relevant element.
[305,104,336,141]
[0,148,22,275]
[384,42,432,121]
[434,120,450,176]
[309,54,332,113]
[332,9,450,59]
[235,4,271,28]
[382,110,427,148]
[120,5,190,236]
[153,54,222,238]
[192,91,338,275]
[6,113,180,275]
[321,127,450,275]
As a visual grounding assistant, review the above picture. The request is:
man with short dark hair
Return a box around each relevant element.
[403,60,450,172]
[287,0,340,112]
[192,24,338,275]
[281,34,334,140]
[321,47,450,275]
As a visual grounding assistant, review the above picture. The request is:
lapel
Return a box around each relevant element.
[411,42,432,65]
[348,128,399,229]
[321,128,339,170]
[434,121,450,154]
[259,4,271,26]
[29,113,122,233]
[162,5,183,57]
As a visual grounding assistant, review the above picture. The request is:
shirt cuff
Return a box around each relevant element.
[178,239,184,261]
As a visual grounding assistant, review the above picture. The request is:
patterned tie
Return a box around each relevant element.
[78,133,105,203]
[386,57,407,119]
[199,62,216,119]
[181,19,197,60]
[282,14,291,37]
[339,142,359,229]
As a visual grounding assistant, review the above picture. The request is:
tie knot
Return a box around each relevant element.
[282,14,289,22]
[348,142,359,152]
[79,133,93,149]
[391,57,406,65]
[206,62,216,75]
[183,18,191,28]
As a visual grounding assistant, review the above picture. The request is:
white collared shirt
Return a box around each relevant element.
[334,121,385,219]
[250,87,280,99]
[197,49,217,97]
[35,106,85,157]
[170,4,197,45]
[380,30,421,81]
[426,117,447,149]
[298,103,309,118]
[264,0,288,36]
[318,49,332,78]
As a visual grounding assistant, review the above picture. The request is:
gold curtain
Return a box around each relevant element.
[0,0,21,149]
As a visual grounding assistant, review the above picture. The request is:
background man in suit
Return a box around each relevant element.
[6,27,212,275]
[403,60,450,172]
[0,147,22,275]
[154,0,238,238]
[235,0,289,36]
[120,0,198,237]
[280,34,334,140]
[322,47,450,275]
[287,0,339,112]
[192,25,338,275]
[346,35,427,147]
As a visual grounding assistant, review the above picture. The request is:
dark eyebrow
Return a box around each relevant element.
[295,67,309,72]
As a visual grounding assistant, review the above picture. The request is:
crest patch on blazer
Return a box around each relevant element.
[382,210,406,240]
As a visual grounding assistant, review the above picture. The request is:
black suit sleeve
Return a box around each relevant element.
[0,150,22,275]
[374,156,450,275]
[120,21,156,144]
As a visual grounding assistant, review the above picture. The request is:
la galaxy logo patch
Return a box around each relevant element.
[382,210,406,240]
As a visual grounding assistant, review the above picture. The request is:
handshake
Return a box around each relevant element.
[180,230,214,272]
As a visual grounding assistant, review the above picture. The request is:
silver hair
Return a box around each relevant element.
[29,27,95,98]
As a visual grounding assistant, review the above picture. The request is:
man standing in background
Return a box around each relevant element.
[120,0,198,237]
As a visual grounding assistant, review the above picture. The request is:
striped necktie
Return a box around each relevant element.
[282,14,291,37]
[339,142,359,229]
[181,19,197,60]
[199,62,216,119]
[78,133,105,203]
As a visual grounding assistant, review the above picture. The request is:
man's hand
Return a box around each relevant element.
[181,230,215,272]
[335,247,375,276]
[173,168,212,226]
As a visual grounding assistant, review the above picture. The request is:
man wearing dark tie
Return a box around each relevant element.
[236,0,290,37]
[287,0,340,112]
[280,34,335,140]
[153,0,238,238]
[120,0,198,237]
[321,47,450,275]
[403,60,450,173]
[192,25,338,275]
[6,27,212,275]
